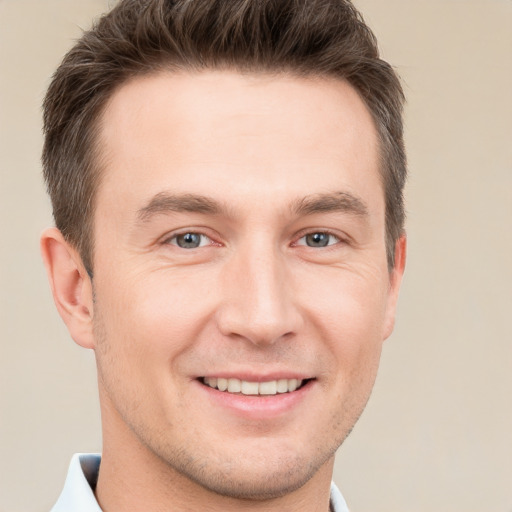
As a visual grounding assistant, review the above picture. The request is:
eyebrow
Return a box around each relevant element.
[136,190,368,223]
[291,192,368,217]
[137,192,222,222]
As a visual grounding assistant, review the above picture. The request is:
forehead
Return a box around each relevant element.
[96,70,381,215]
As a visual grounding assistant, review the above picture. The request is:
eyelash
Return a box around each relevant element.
[293,231,342,248]
[164,231,217,249]
[162,229,346,251]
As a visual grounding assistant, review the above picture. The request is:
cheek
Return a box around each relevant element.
[304,266,389,341]
[94,267,218,365]
[91,272,202,424]
[300,266,389,394]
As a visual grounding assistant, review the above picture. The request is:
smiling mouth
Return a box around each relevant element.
[201,377,310,396]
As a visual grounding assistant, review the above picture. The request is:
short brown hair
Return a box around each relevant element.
[43,0,406,274]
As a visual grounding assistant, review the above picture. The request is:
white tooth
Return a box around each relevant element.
[205,377,217,388]
[288,379,298,392]
[227,378,241,393]
[241,381,259,395]
[276,379,288,393]
[217,378,228,391]
[259,381,277,395]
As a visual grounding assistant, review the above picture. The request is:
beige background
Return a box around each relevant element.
[1,1,511,511]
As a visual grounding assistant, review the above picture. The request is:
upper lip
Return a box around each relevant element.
[198,372,314,382]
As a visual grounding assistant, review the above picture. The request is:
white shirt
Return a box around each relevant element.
[51,453,349,512]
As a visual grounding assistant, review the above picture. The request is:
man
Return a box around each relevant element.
[40,0,406,510]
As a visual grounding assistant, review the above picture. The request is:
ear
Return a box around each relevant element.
[40,227,95,349]
[383,234,407,340]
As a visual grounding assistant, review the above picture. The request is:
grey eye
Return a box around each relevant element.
[174,232,204,249]
[305,233,330,247]
[297,232,339,248]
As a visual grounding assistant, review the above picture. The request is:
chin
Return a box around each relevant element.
[181,457,322,500]
[159,439,337,501]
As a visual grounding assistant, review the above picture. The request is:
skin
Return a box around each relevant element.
[41,71,406,512]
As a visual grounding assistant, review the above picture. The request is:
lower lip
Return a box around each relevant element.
[196,379,314,420]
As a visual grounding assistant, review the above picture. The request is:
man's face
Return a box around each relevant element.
[91,71,403,498]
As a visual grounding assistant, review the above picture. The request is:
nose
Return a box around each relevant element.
[215,242,303,346]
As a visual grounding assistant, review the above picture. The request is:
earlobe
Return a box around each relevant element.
[40,227,95,349]
[383,234,407,340]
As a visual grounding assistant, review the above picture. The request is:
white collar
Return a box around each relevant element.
[51,454,102,512]
[51,453,349,512]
